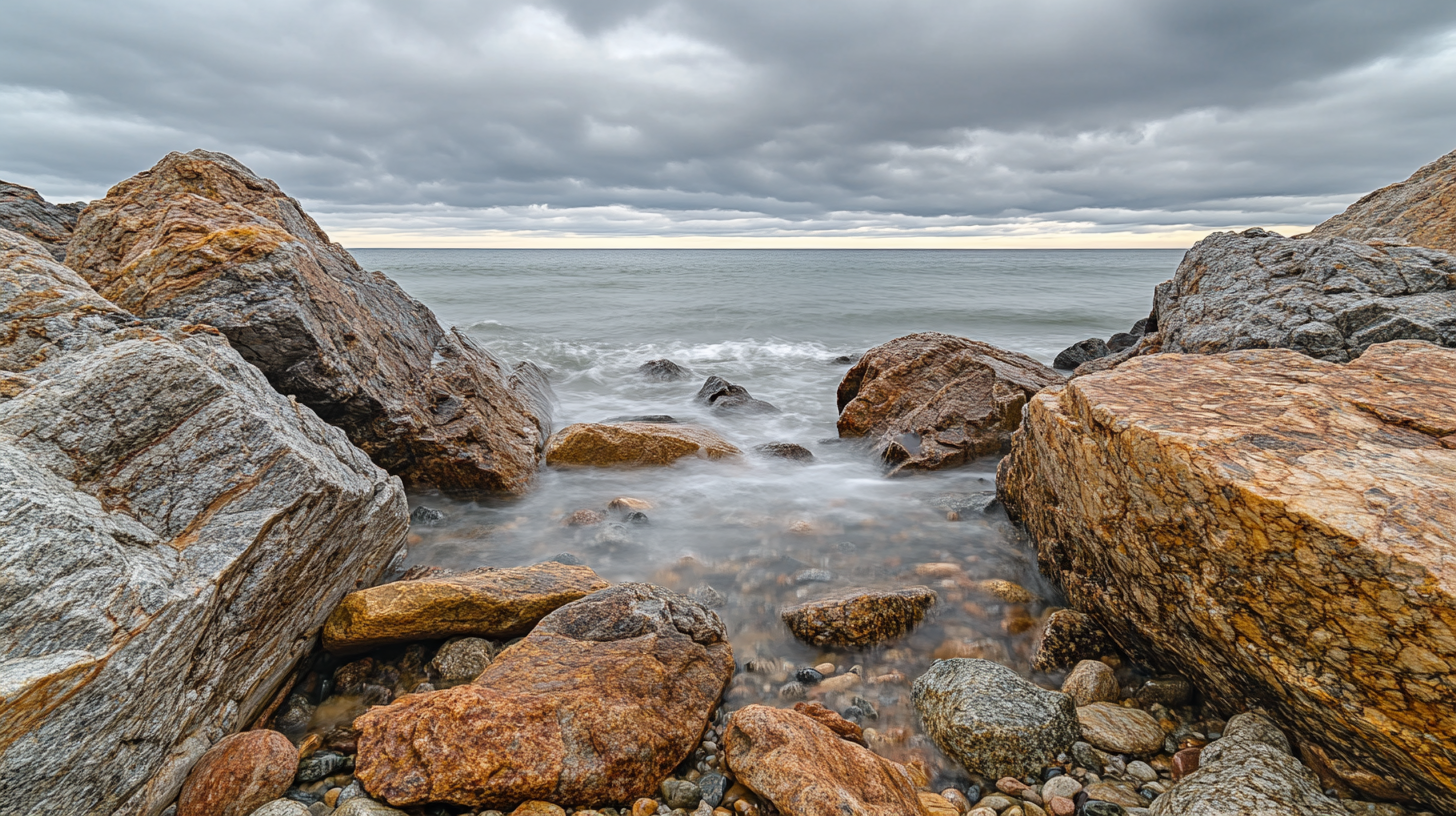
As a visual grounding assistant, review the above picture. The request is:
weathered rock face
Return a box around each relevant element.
[0,230,408,815]
[1031,610,1114,672]
[353,584,734,808]
[322,563,610,654]
[0,180,81,260]
[723,704,930,816]
[1303,147,1456,252]
[176,730,297,816]
[65,150,547,494]
[837,333,1064,475]
[544,422,740,467]
[1149,712,1346,816]
[780,587,937,648]
[998,342,1456,810]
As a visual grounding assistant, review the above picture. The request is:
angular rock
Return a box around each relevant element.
[998,342,1456,809]
[353,584,734,808]
[0,230,408,815]
[0,180,81,260]
[1149,713,1345,816]
[1303,147,1456,252]
[177,730,297,816]
[837,333,1064,475]
[637,359,690,381]
[322,562,609,654]
[791,702,866,746]
[1053,339,1110,371]
[545,422,740,467]
[781,587,937,648]
[65,150,547,494]
[912,659,1079,780]
[1031,609,1115,672]
[1061,660,1119,707]
[430,637,493,684]
[723,704,930,816]
[1076,703,1164,755]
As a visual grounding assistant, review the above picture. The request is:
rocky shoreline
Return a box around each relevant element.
[1,146,1454,816]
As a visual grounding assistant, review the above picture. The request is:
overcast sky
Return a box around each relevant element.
[3,1,1455,247]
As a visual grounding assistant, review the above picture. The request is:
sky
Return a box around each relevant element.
[2,1,1455,248]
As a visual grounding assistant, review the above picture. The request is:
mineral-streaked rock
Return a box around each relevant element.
[723,704,930,816]
[1076,703,1165,755]
[65,150,547,494]
[177,730,297,816]
[545,422,740,467]
[354,584,734,808]
[1303,147,1456,252]
[1031,609,1114,672]
[998,342,1456,809]
[0,180,81,260]
[0,230,408,815]
[912,659,1079,780]
[1149,713,1345,816]
[837,333,1064,475]
[780,587,937,648]
[1061,661,1119,707]
[322,563,609,654]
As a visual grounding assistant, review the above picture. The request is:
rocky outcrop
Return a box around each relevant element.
[64,150,547,494]
[837,333,1064,475]
[998,342,1456,810]
[1303,147,1456,252]
[176,730,297,816]
[322,563,610,654]
[723,704,930,816]
[0,230,408,815]
[544,421,740,467]
[780,587,937,648]
[353,584,734,808]
[0,180,81,260]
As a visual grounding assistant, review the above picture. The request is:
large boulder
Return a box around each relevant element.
[322,562,610,654]
[65,150,547,494]
[1303,147,1456,252]
[544,421,740,467]
[353,584,734,808]
[723,704,930,816]
[176,730,298,816]
[780,587,937,648]
[0,180,81,260]
[0,230,408,815]
[998,342,1456,810]
[836,333,1064,475]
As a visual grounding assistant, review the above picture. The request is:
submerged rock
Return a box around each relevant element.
[353,584,734,808]
[0,179,80,260]
[752,442,815,462]
[176,730,297,816]
[694,375,780,414]
[1303,146,1456,252]
[637,358,690,381]
[65,149,548,494]
[837,332,1064,475]
[780,587,937,648]
[545,421,740,467]
[998,341,1456,809]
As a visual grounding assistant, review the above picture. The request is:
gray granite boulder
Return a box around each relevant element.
[0,180,81,261]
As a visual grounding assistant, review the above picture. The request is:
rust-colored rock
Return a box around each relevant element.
[836,332,1063,475]
[545,422,740,467]
[781,587,937,648]
[322,562,609,654]
[0,180,80,260]
[1031,609,1115,672]
[65,150,547,494]
[1303,147,1456,252]
[998,341,1456,809]
[723,704,930,816]
[177,730,297,816]
[353,584,733,808]
[792,702,866,746]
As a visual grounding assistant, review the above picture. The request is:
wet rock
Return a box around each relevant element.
[323,562,608,654]
[296,752,351,784]
[1077,703,1165,755]
[604,414,681,424]
[638,359,690,381]
[920,492,999,517]
[249,802,312,816]
[409,506,448,527]
[919,793,959,816]
[430,637,493,684]
[723,704,930,816]
[1083,781,1145,810]
[1061,660,1119,707]
[66,150,548,493]
[354,584,734,808]
[698,773,728,807]
[0,230,408,814]
[1149,713,1345,816]
[695,375,744,404]
[1041,776,1082,801]
[792,702,866,746]
[781,586,937,648]
[1082,803,1126,816]
[913,659,1079,780]
[510,803,566,816]
[333,799,407,816]
[1303,146,1456,252]
[1053,339,1109,371]
[176,730,297,816]
[1170,747,1201,781]
[688,585,726,608]
[545,422,741,467]
[836,332,1064,475]
[1134,676,1192,708]
[998,342,1456,808]
[661,779,702,809]
[1104,332,1140,353]
[1030,610,1114,672]
[564,508,606,526]
[0,179,80,260]
[752,442,815,462]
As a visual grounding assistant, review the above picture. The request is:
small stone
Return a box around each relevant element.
[687,585,726,608]
[1071,741,1105,774]
[1082,803,1126,816]
[1134,677,1192,708]
[1083,781,1145,809]
[1048,797,1075,816]
[817,672,861,693]
[1004,808,1024,816]
[249,803,311,816]
[509,804,566,816]
[1022,805,1048,816]
[1041,775,1082,801]
[1077,703,1165,755]
[974,795,1016,812]
[795,667,825,685]
[297,734,323,760]
[564,509,605,526]
[333,800,407,816]
[997,778,1031,796]
[632,799,659,816]
[697,773,727,807]
[778,681,808,700]
[178,730,298,816]
[1061,660,1119,707]
[941,788,972,812]
[752,442,815,462]
[609,496,654,512]
[409,506,448,527]
[295,752,350,784]
[661,779,702,810]
[970,579,1035,603]
[969,810,998,816]
[781,586,937,647]
[334,782,366,808]
[307,803,330,816]
[920,792,960,816]
[814,662,836,675]
[431,636,494,683]
[1170,747,1201,780]
[1126,761,1157,783]
[637,359,690,381]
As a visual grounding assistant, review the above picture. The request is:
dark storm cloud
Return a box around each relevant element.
[2,0,1454,240]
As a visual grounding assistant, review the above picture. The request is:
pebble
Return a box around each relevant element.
[997,777,1030,796]
[1041,775,1082,801]
[974,795,1016,812]
[564,509,605,526]
[509,803,566,816]
[940,788,971,812]
[608,497,653,511]
[814,662,836,675]
[1047,797,1075,816]
[1022,805,1047,816]
[308,804,332,816]
[1071,741,1105,774]
[698,772,728,807]
[1171,747,1202,780]
[1082,802,1126,816]
[661,779,702,810]
[968,810,998,816]
[795,667,824,685]
[632,799,659,816]
[817,672,861,693]
[1126,761,1157,783]
[1061,660,1119,706]
[778,681,808,700]
[1134,676,1192,708]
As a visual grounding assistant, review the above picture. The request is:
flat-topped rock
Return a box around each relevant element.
[781,586,937,648]
[1303,147,1456,252]
[999,341,1456,810]
[545,421,740,467]
[0,180,80,260]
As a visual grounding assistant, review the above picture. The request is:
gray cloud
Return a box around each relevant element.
[2,0,1454,241]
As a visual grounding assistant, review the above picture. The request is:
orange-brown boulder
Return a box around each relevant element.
[353,584,734,808]
[65,150,547,494]
[176,730,297,816]
[781,586,937,647]
[1303,147,1456,251]
[545,422,740,467]
[837,333,1063,475]
[322,562,609,654]
[723,705,930,816]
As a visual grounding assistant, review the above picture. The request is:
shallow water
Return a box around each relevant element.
[350,248,1182,775]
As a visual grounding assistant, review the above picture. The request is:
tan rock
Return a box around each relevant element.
[546,422,740,467]
[781,587,937,647]
[1061,660,1119,707]
[1030,609,1114,672]
[792,702,865,746]
[608,496,654,511]
[176,731,297,816]
[836,332,1063,475]
[1079,703,1179,757]
[970,579,1035,603]
[723,704,930,816]
[1303,147,1456,251]
[65,150,548,494]
[919,792,959,816]
[1083,781,1146,810]
[998,341,1456,808]
[323,562,608,654]
[353,584,733,808]
[510,803,567,816]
